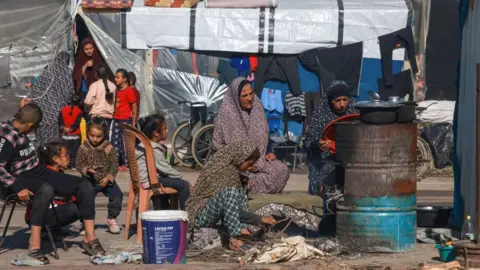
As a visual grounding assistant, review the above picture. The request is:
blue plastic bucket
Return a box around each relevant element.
[141,210,188,264]
[436,244,455,262]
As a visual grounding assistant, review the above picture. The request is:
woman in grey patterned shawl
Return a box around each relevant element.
[28,52,74,146]
[303,80,359,196]
[212,77,289,194]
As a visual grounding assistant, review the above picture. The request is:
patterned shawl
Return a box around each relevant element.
[303,80,359,156]
[212,77,269,169]
[186,141,257,231]
[29,52,74,146]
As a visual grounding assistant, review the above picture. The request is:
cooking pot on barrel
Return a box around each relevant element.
[354,100,403,124]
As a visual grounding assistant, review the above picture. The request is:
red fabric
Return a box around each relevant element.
[60,105,83,135]
[132,87,141,118]
[82,0,133,9]
[114,86,136,120]
[72,38,104,91]
[249,56,258,71]
[322,114,360,154]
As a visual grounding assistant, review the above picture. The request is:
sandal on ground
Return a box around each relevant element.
[81,239,106,256]
[27,249,50,265]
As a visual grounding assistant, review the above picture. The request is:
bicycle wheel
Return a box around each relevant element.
[417,136,433,179]
[171,122,196,167]
[192,124,215,168]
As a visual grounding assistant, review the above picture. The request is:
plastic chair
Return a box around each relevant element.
[121,124,179,245]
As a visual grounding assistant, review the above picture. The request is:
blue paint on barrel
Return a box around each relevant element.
[334,123,418,253]
[337,199,417,252]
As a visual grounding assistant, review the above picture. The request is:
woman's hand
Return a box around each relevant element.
[86,60,93,67]
[87,168,97,174]
[241,228,252,236]
[247,166,259,172]
[265,153,276,161]
[261,216,276,225]
[247,179,253,189]
[319,139,332,151]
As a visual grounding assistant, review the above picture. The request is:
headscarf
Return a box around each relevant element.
[303,80,358,153]
[326,80,351,103]
[212,77,269,170]
[186,141,258,230]
[72,38,104,91]
[29,52,74,146]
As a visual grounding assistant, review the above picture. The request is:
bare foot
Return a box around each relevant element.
[229,238,245,251]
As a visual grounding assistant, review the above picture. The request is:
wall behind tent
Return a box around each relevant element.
[0,0,73,122]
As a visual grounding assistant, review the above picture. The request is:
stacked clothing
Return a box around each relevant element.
[205,0,278,8]
[145,0,201,7]
[82,0,133,8]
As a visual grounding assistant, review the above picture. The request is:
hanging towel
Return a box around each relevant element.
[206,0,278,8]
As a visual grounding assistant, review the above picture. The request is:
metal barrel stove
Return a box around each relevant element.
[335,122,417,252]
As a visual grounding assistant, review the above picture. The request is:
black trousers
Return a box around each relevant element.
[26,202,79,229]
[152,177,190,210]
[93,182,123,219]
[62,136,81,168]
[15,166,95,226]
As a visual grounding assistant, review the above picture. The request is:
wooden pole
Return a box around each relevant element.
[476,64,480,237]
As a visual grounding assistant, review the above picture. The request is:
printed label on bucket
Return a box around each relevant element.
[142,219,187,264]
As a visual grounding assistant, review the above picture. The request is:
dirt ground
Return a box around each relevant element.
[0,170,453,269]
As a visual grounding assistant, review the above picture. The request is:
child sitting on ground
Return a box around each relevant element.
[136,114,191,210]
[76,117,123,234]
[59,93,83,168]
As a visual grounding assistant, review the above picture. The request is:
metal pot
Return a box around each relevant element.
[417,205,452,228]
[354,100,403,124]
[396,101,418,123]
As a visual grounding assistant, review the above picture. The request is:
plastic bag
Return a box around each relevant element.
[421,123,453,169]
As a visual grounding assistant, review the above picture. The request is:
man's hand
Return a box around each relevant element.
[319,139,332,151]
[17,189,33,201]
[241,228,252,236]
[261,216,276,225]
[265,153,276,161]
[98,178,109,188]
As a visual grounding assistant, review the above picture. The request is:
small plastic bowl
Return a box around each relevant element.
[436,244,456,263]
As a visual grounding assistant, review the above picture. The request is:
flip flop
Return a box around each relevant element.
[27,249,50,265]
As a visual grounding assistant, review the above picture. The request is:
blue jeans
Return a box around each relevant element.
[93,181,123,219]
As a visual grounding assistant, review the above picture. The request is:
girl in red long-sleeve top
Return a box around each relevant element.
[58,93,83,168]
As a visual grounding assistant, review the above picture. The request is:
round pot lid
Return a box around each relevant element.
[354,100,403,108]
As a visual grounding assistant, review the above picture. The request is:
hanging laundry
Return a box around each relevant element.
[378,27,418,87]
[254,55,302,97]
[249,56,258,72]
[299,42,363,97]
[261,88,284,134]
[217,58,237,85]
[377,69,414,100]
[285,92,306,118]
[231,57,250,77]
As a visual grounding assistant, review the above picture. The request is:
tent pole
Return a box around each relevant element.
[476,63,480,236]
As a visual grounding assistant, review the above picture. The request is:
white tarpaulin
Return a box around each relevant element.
[123,0,412,56]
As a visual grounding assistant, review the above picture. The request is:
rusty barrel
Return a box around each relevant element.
[335,122,417,253]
